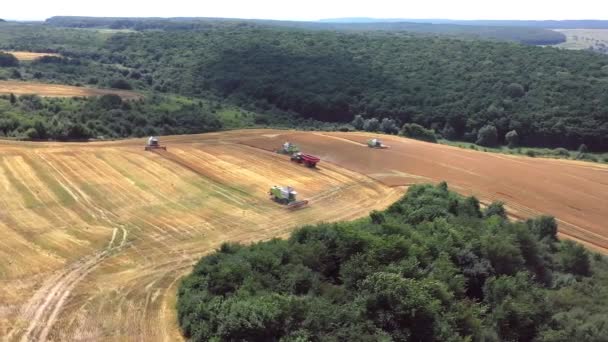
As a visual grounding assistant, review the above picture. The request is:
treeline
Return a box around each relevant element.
[0,94,221,140]
[97,27,608,150]
[178,183,608,341]
[44,16,566,45]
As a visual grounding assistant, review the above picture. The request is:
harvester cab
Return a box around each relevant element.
[269,185,309,209]
[145,136,167,151]
[278,142,300,155]
[367,138,389,149]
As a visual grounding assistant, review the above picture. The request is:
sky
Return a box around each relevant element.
[4,0,608,21]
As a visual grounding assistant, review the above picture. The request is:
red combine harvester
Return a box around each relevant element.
[290,152,320,168]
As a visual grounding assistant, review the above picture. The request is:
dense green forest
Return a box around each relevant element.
[44,16,566,45]
[1,21,607,150]
[178,183,608,341]
[100,27,607,150]
[0,94,222,140]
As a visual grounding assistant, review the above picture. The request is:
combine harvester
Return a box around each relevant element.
[277,142,300,155]
[144,136,167,151]
[290,152,320,168]
[269,185,309,209]
[367,138,389,149]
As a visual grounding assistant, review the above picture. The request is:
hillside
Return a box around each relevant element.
[44,16,566,45]
[1,130,607,340]
[179,183,608,341]
[99,27,608,150]
[322,18,608,29]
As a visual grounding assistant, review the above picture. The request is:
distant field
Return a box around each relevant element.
[1,51,61,61]
[553,29,608,53]
[0,80,143,99]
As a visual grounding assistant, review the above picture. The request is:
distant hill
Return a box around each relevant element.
[321,18,608,29]
[0,19,6,23]
[45,16,566,45]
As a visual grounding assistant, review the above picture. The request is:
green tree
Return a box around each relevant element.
[559,240,591,276]
[476,125,498,147]
[363,118,380,132]
[351,115,365,130]
[0,52,19,67]
[506,83,525,98]
[400,123,437,143]
[505,130,519,148]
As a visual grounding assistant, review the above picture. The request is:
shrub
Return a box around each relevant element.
[351,115,365,130]
[0,52,19,67]
[559,240,591,276]
[400,123,437,143]
[484,201,507,219]
[505,130,519,148]
[363,118,380,132]
[476,125,498,147]
[506,83,526,98]
[109,79,132,90]
[553,147,570,157]
[380,118,398,134]
[526,150,538,157]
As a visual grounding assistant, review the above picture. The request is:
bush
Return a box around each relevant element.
[553,147,570,157]
[109,79,132,90]
[526,150,538,157]
[351,115,365,130]
[484,201,507,219]
[363,118,380,132]
[0,52,19,67]
[559,240,591,276]
[505,130,519,148]
[506,83,526,98]
[476,125,498,147]
[400,123,437,143]
[380,118,398,134]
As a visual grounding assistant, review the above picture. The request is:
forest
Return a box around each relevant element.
[44,16,566,45]
[0,21,607,150]
[178,183,608,341]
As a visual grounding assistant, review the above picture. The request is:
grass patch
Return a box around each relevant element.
[440,139,608,163]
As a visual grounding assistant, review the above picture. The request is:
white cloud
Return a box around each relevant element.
[4,0,608,21]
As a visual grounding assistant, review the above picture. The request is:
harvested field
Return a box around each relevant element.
[0,131,402,341]
[0,80,143,100]
[1,51,61,61]
[1,129,607,341]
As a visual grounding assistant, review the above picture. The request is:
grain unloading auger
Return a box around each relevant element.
[367,138,389,149]
[144,136,167,151]
[269,185,309,209]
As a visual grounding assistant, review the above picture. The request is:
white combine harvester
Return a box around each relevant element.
[367,138,389,149]
[144,136,167,151]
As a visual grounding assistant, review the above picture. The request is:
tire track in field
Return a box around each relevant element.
[7,226,127,342]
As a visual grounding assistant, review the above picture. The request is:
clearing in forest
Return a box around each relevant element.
[0,80,143,100]
[0,51,61,61]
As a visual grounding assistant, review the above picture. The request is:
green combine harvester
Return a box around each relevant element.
[268,185,309,209]
[277,142,300,155]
